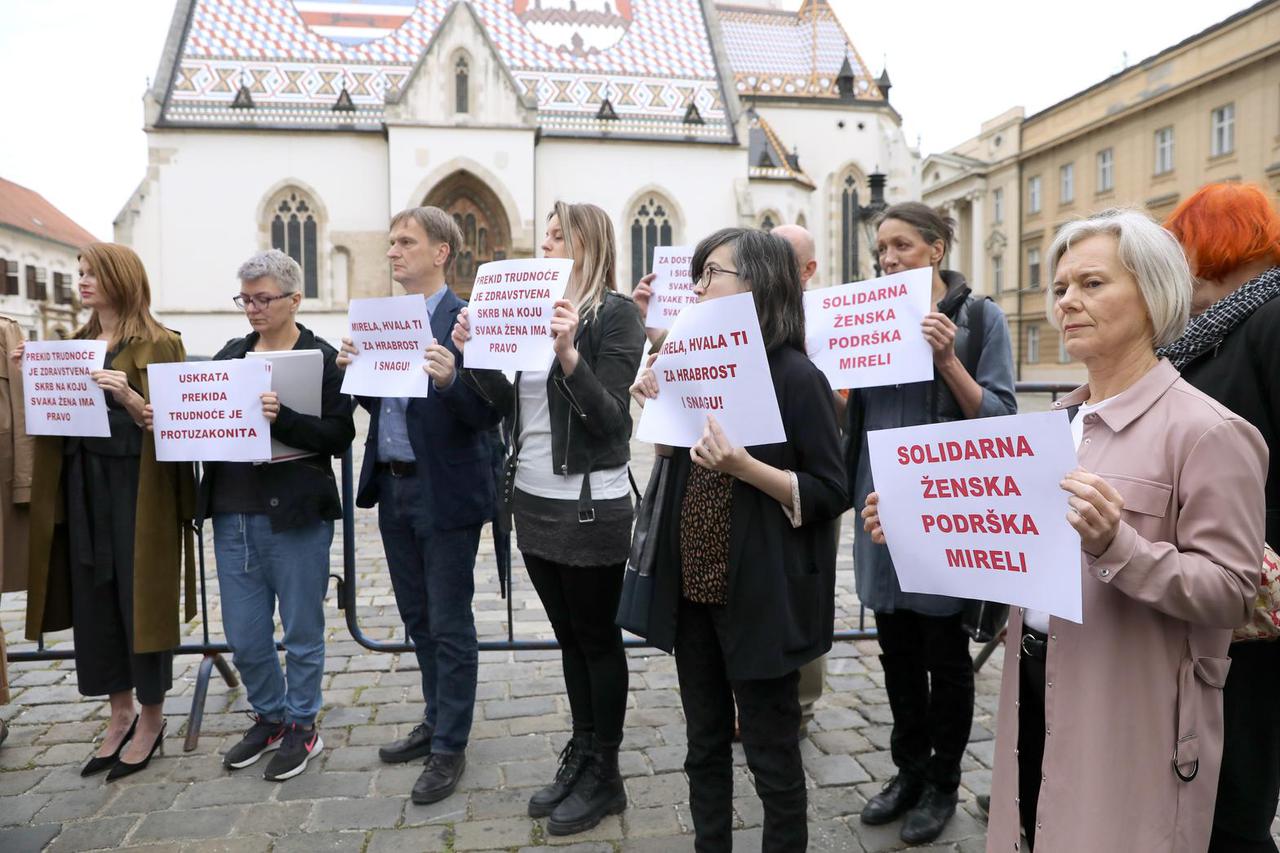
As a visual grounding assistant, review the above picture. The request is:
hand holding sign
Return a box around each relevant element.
[424,339,457,390]
[1061,470,1124,555]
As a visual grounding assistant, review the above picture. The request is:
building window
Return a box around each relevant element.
[1058,333,1071,364]
[1211,103,1235,157]
[26,266,47,301]
[53,272,73,304]
[630,195,674,285]
[992,255,1004,294]
[455,57,469,114]
[992,188,1004,224]
[1027,247,1041,290]
[1060,163,1075,204]
[1027,176,1042,214]
[1097,148,1114,193]
[269,190,320,299]
[840,173,862,281]
[1027,324,1040,364]
[2,260,17,296]
[759,213,776,232]
[1154,126,1174,175]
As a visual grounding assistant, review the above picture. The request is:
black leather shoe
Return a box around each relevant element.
[528,734,591,818]
[860,774,924,825]
[900,784,958,844]
[547,743,627,836]
[411,752,466,804]
[379,721,433,764]
[106,721,166,783]
[82,716,138,777]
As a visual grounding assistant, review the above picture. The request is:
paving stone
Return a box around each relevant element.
[35,786,116,822]
[270,831,368,853]
[131,806,243,843]
[522,844,614,853]
[810,728,874,756]
[0,767,49,796]
[620,835,691,852]
[501,758,560,789]
[625,772,688,808]
[482,697,558,720]
[47,814,138,853]
[451,816,533,850]
[0,824,61,853]
[855,750,898,783]
[308,797,404,831]
[810,819,866,853]
[183,836,274,853]
[469,787,539,820]
[321,745,381,772]
[275,770,373,801]
[644,745,687,774]
[172,776,276,809]
[622,805,682,839]
[234,801,312,836]
[807,753,872,787]
[401,794,468,826]
[0,793,53,827]
[368,826,450,853]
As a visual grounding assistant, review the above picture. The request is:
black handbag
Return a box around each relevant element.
[615,450,671,638]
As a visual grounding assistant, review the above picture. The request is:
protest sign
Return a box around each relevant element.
[22,340,110,437]
[149,360,273,463]
[804,267,934,390]
[339,295,433,397]
[645,246,697,330]
[247,349,322,463]
[867,410,1083,622]
[464,258,573,371]
[636,291,785,448]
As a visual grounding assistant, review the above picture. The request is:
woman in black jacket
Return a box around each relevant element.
[454,202,646,835]
[1161,183,1280,853]
[631,228,848,852]
[192,250,354,782]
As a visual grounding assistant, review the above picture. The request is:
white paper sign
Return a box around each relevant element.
[645,246,697,330]
[339,295,433,398]
[804,267,934,390]
[867,411,1083,622]
[464,258,573,371]
[22,340,110,437]
[149,360,273,462]
[636,291,786,448]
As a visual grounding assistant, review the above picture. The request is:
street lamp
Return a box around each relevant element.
[858,172,888,278]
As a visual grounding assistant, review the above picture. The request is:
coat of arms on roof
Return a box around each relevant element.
[514,0,633,56]
[291,0,419,46]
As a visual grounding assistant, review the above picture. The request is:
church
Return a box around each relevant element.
[115,0,920,354]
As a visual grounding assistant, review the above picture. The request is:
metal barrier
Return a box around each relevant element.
[7,381,1079,745]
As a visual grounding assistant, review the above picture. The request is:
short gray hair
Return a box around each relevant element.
[1045,209,1191,347]
[237,249,303,294]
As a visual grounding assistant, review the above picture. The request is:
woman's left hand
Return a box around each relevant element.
[1061,469,1125,556]
[921,312,959,366]
[550,299,580,374]
[260,391,280,423]
[92,369,145,420]
[690,415,747,477]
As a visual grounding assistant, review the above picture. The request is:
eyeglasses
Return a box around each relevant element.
[697,265,739,285]
[233,293,292,310]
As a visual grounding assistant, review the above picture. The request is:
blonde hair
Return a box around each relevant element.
[75,243,169,347]
[551,201,616,320]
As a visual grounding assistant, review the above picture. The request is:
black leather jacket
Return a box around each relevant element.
[463,291,646,477]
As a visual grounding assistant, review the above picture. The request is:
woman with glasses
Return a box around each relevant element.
[453,202,646,836]
[19,243,195,782]
[179,249,354,781]
[849,203,1017,844]
[631,228,848,852]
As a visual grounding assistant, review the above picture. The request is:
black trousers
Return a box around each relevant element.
[524,553,628,747]
[675,597,806,853]
[875,609,974,792]
[1208,640,1280,853]
[1016,638,1047,851]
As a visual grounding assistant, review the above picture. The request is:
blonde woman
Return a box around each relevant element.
[454,202,646,835]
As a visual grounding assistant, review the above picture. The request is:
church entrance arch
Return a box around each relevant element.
[423,171,511,298]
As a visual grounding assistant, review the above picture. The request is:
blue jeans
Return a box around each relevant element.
[213,513,333,727]
[377,470,481,754]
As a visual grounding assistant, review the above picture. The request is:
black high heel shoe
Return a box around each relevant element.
[106,720,166,782]
[82,715,138,777]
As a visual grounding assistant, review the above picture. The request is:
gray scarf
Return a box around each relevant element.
[1157,266,1280,369]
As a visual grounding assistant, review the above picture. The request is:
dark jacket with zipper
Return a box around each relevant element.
[197,324,356,531]
[463,290,647,479]
[646,345,850,680]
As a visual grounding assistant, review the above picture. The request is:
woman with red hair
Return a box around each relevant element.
[1161,182,1280,853]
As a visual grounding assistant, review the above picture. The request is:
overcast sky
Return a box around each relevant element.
[0,0,1256,238]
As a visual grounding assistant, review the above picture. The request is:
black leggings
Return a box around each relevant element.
[524,553,628,747]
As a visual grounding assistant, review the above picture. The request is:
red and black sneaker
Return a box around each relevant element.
[263,723,323,781]
[223,714,286,770]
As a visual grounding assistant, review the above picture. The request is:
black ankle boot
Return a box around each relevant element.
[546,740,627,836]
[900,783,957,844]
[528,733,591,818]
[860,773,923,825]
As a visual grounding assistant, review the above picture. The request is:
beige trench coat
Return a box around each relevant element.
[987,360,1267,853]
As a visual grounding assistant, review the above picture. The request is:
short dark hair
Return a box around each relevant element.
[390,206,463,271]
[875,201,956,254]
[690,227,806,353]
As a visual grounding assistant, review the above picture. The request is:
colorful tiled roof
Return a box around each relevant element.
[716,0,881,100]
[162,0,733,140]
[0,178,98,250]
[747,110,812,186]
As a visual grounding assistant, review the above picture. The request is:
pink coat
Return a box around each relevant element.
[986,360,1268,853]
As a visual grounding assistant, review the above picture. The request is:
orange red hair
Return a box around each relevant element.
[1164,183,1280,281]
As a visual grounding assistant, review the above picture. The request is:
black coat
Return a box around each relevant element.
[1178,293,1280,545]
[647,346,850,680]
[197,324,356,531]
[464,290,646,476]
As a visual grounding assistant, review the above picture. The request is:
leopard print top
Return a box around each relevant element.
[679,464,734,605]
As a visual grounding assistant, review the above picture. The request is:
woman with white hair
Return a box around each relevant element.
[863,209,1267,851]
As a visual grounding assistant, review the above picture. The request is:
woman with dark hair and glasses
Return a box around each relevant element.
[631,228,848,852]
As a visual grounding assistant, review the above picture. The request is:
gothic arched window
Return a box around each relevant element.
[630,196,674,285]
[759,212,778,232]
[455,57,469,114]
[270,190,320,298]
[840,173,862,282]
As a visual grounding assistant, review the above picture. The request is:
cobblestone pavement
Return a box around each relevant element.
[0,402,1026,852]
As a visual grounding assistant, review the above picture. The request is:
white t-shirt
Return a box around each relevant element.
[1023,397,1111,635]
[513,370,630,501]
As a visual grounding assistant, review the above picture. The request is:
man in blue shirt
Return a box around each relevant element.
[338,207,500,804]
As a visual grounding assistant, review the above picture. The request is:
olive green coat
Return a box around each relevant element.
[26,332,197,654]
